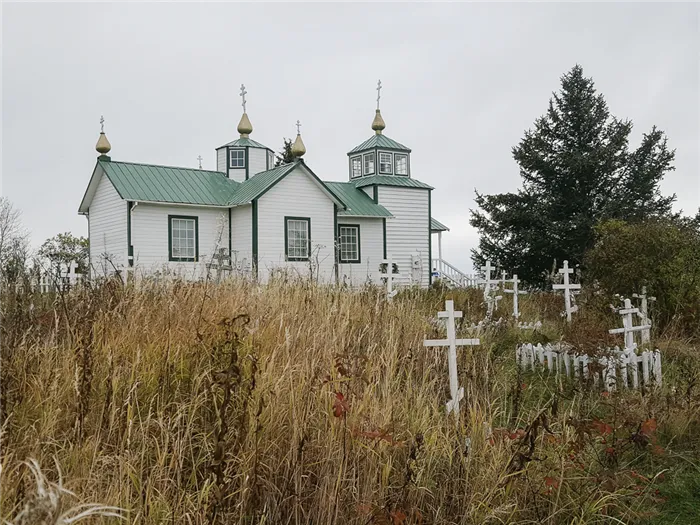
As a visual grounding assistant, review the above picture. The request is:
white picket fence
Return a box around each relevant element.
[516,343,662,391]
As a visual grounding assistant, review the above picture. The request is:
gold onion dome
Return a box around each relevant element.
[96,132,111,155]
[237,112,253,138]
[371,109,385,134]
[292,133,306,158]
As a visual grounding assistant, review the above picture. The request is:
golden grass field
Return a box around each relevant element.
[2,279,699,524]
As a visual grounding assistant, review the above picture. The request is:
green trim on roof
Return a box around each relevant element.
[348,134,411,154]
[217,137,271,150]
[353,175,433,190]
[430,217,449,232]
[99,160,238,206]
[324,181,392,218]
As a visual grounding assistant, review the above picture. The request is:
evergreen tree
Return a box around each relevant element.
[274,138,294,167]
[470,65,676,286]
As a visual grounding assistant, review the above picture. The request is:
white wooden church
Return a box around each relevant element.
[78,83,462,287]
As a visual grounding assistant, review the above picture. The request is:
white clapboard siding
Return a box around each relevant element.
[89,171,127,277]
[229,167,246,183]
[231,204,252,262]
[130,203,228,279]
[256,167,335,283]
[378,186,430,287]
[216,148,227,172]
[248,148,268,176]
[338,217,384,286]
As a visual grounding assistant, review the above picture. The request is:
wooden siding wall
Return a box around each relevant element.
[228,167,246,183]
[248,148,268,176]
[378,187,430,287]
[89,172,127,277]
[216,148,226,173]
[256,168,335,283]
[337,217,384,286]
[130,204,228,279]
[230,204,252,266]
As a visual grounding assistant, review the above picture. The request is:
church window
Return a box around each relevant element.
[169,215,198,262]
[285,217,310,261]
[395,154,408,175]
[379,152,393,174]
[338,225,360,263]
[363,153,375,175]
[351,156,362,178]
[230,149,245,168]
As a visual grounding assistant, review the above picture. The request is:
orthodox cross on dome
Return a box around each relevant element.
[296,119,302,135]
[240,84,248,113]
[376,79,382,110]
[100,115,105,133]
[197,155,203,169]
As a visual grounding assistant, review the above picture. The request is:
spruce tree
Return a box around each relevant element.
[274,138,294,167]
[470,65,676,286]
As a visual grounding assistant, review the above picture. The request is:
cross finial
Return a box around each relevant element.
[296,119,301,135]
[376,79,382,110]
[239,84,247,113]
[197,155,203,169]
[100,115,105,133]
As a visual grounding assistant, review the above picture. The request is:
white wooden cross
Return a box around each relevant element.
[61,261,81,290]
[379,254,401,300]
[552,260,581,322]
[503,273,528,318]
[480,260,495,299]
[206,248,233,283]
[424,300,480,419]
[608,298,651,350]
[632,286,656,344]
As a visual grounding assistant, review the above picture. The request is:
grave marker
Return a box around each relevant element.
[379,254,401,300]
[632,287,656,344]
[552,260,581,322]
[609,298,651,350]
[206,248,233,283]
[504,273,528,318]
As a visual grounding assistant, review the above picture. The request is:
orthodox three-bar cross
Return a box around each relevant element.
[609,298,651,349]
[632,286,656,344]
[379,254,401,300]
[240,84,247,112]
[376,79,382,109]
[197,155,203,169]
[296,120,302,134]
[552,260,581,322]
[504,273,527,318]
[100,115,105,133]
[206,248,233,283]
[424,300,480,419]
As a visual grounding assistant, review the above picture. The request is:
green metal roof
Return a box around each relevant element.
[348,134,411,154]
[100,160,238,206]
[217,137,271,150]
[353,175,433,190]
[227,163,296,205]
[325,182,393,218]
[430,217,449,232]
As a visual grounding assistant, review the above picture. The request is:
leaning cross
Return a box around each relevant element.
[206,248,233,283]
[632,286,656,344]
[552,260,581,322]
[609,298,651,350]
[424,300,480,419]
[504,273,528,318]
[379,254,401,300]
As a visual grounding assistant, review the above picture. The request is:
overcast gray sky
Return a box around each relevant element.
[3,2,699,272]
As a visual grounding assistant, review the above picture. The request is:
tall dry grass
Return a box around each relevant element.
[1,279,698,524]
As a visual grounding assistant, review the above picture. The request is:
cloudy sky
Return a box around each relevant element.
[3,2,698,271]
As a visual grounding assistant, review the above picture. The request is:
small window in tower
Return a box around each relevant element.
[363,153,375,175]
[379,152,393,174]
[351,156,362,179]
[268,151,275,169]
[230,149,245,168]
[395,154,408,176]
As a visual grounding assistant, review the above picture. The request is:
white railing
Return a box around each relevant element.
[431,258,480,288]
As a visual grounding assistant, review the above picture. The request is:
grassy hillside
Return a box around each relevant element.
[2,280,699,524]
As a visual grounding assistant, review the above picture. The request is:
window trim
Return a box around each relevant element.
[394,154,408,176]
[350,156,363,179]
[229,148,246,169]
[168,215,199,262]
[379,152,393,175]
[284,216,311,262]
[338,224,361,264]
[363,152,375,176]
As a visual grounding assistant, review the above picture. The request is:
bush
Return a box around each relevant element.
[585,216,700,335]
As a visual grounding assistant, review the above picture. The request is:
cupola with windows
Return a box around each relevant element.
[347,80,411,181]
[215,84,275,182]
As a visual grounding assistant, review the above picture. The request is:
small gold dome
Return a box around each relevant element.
[237,112,253,137]
[291,133,306,157]
[96,132,111,154]
[371,109,386,134]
